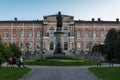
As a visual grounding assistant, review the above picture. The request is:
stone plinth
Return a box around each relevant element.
[53,30,65,55]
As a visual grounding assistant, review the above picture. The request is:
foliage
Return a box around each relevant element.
[0,67,31,80]
[35,54,45,61]
[91,28,120,61]
[104,28,120,61]
[0,41,13,66]
[0,38,22,66]
[45,56,80,60]
[89,67,120,80]
[24,59,97,66]
[9,43,22,58]
[92,45,106,55]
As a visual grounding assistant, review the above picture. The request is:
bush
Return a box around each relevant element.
[45,56,80,60]
[35,55,45,62]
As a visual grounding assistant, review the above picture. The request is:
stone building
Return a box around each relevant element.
[0,13,120,55]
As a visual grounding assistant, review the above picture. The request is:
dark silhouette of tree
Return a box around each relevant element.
[104,28,120,61]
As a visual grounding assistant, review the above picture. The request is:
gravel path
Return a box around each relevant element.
[23,66,96,80]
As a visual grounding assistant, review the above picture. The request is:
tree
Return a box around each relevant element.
[0,41,13,66]
[9,43,22,58]
[104,28,119,60]
[115,30,120,60]
[91,44,106,60]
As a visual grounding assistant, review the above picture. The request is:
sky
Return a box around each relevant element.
[0,0,120,21]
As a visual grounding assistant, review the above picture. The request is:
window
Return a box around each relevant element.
[36,43,40,49]
[36,31,40,38]
[64,27,68,37]
[29,42,32,49]
[50,42,54,50]
[77,43,81,49]
[20,43,24,49]
[20,31,24,38]
[101,31,104,38]
[64,42,68,50]
[13,29,16,38]
[93,31,97,38]
[85,31,89,38]
[4,30,9,38]
[77,31,81,38]
[85,43,91,49]
[28,31,33,38]
[49,27,54,37]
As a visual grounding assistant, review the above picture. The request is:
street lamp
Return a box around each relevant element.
[26,43,30,60]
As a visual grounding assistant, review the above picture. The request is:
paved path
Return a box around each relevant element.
[22,66,96,80]
[2,63,120,80]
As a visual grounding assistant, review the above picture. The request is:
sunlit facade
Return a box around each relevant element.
[0,14,120,54]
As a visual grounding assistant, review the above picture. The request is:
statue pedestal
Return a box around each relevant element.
[53,30,65,55]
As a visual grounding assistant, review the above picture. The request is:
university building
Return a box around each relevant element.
[0,13,120,54]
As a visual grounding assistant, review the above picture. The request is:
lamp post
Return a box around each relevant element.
[26,43,30,60]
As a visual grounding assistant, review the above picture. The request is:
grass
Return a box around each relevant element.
[0,67,31,80]
[24,59,97,66]
[89,67,120,80]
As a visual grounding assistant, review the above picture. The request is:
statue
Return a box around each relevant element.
[56,12,63,30]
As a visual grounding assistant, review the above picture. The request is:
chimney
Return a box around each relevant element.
[92,18,95,21]
[116,18,119,22]
[98,18,101,21]
[14,17,17,21]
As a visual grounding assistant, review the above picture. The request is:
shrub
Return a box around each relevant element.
[45,56,80,60]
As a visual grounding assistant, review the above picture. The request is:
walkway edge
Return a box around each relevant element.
[18,68,33,80]
[87,68,99,80]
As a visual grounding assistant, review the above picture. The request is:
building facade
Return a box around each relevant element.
[0,13,120,54]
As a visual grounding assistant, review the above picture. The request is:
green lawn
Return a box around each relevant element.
[24,59,97,66]
[0,67,31,80]
[89,67,120,80]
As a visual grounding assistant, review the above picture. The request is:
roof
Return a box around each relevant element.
[75,20,120,24]
[0,20,43,24]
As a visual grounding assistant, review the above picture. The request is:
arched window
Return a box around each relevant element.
[101,31,104,38]
[50,42,54,50]
[77,30,81,38]
[93,30,97,38]
[85,30,89,38]
[64,27,68,37]
[77,43,81,49]
[85,43,91,49]
[36,31,40,38]
[28,31,33,38]
[20,43,24,49]
[4,30,9,38]
[20,31,24,38]
[64,42,68,50]
[28,42,32,49]
[36,43,40,49]
[49,27,54,37]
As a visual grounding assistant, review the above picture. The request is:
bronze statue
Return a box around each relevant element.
[56,12,63,30]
